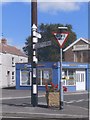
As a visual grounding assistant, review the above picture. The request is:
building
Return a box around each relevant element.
[0,38,28,88]
[16,62,89,92]
[15,37,90,92]
[63,38,90,63]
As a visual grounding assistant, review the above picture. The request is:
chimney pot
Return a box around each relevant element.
[1,38,7,44]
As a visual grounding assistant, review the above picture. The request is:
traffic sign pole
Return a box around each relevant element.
[52,30,69,110]
[60,48,64,109]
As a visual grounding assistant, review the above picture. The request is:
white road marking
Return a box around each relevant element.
[64,99,89,104]
[0,95,45,100]
[64,91,89,95]
[0,116,24,119]
[1,112,88,118]
[65,100,76,104]
[76,99,85,102]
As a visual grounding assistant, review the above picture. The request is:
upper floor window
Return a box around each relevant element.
[12,72,14,79]
[12,57,15,66]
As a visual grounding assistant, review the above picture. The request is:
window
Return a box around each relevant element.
[62,69,76,86]
[37,68,52,86]
[68,70,75,80]
[12,57,15,66]
[12,72,14,79]
[20,70,31,86]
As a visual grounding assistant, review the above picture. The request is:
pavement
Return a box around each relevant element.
[0,89,90,120]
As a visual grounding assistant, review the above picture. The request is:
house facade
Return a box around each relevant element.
[63,38,90,63]
[0,38,28,88]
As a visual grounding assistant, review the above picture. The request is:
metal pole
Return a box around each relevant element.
[60,48,64,109]
[31,0,38,107]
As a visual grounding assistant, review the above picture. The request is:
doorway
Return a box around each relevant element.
[76,71,86,91]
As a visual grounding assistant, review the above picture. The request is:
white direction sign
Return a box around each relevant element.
[36,41,51,49]
[53,32,69,48]
[33,31,42,39]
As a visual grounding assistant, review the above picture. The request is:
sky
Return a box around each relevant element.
[0,1,88,50]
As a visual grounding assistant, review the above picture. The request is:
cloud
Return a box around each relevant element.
[38,2,82,14]
[0,0,31,2]
[0,0,88,2]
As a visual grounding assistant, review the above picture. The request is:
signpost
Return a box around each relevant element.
[31,0,39,107]
[36,41,51,49]
[52,28,69,109]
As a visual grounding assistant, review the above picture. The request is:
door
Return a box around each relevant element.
[76,71,86,91]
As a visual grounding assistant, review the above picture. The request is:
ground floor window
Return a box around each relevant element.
[20,68,52,86]
[20,69,31,86]
[37,68,52,86]
[62,69,76,86]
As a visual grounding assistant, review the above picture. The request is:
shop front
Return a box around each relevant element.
[61,62,88,91]
[16,62,88,92]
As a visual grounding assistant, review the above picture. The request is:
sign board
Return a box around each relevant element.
[36,41,51,49]
[33,31,41,39]
[52,32,69,48]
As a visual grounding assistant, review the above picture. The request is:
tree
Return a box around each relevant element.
[23,36,31,62]
[23,23,77,62]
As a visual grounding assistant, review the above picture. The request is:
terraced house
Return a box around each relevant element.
[0,38,28,88]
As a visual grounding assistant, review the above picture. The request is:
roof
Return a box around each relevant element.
[63,37,90,52]
[0,39,27,57]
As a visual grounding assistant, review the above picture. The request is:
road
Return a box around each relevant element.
[0,89,89,120]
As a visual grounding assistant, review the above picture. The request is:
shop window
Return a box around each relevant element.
[66,80,75,86]
[68,70,75,80]
[37,68,52,86]
[62,69,76,86]
[20,70,31,86]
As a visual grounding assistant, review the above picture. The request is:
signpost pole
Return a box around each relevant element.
[31,0,38,107]
[60,48,64,109]
[52,27,69,110]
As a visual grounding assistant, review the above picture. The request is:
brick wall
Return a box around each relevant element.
[64,39,90,63]
[64,47,74,62]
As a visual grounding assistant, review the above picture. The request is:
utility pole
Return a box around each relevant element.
[31,0,38,107]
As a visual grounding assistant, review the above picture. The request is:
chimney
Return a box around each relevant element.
[1,38,7,44]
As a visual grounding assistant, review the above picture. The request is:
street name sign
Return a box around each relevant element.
[36,41,51,49]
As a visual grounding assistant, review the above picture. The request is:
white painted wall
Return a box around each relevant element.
[0,52,28,88]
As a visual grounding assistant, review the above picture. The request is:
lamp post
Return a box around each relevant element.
[58,27,68,110]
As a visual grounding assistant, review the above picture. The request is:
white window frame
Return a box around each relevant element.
[20,69,31,86]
